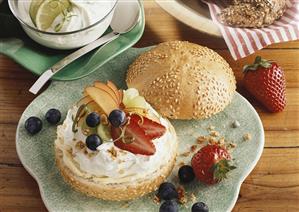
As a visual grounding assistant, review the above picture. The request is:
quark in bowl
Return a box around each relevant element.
[9,0,118,49]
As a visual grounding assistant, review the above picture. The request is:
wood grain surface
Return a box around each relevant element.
[0,1,298,211]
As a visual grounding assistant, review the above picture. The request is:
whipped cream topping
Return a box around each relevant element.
[17,0,116,32]
[55,89,176,183]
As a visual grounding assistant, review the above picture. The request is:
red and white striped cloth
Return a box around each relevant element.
[204,0,299,60]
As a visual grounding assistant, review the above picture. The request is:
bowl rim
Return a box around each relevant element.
[8,0,118,35]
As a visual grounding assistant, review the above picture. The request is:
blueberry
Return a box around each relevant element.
[25,117,43,135]
[45,108,61,124]
[86,112,101,128]
[157,182,178,200]
[86,134,102,151]
[108,109,126,127]
[178,165,195,183]
[159,200,178,212]
[192,202,209,212]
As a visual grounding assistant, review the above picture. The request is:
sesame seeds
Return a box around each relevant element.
[126,41,236,120]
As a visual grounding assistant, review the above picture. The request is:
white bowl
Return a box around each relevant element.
[8,0,118,50]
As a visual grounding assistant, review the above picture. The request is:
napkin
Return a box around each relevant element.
[204,0,299,60]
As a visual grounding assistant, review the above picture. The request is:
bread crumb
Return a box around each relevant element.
[243,133,252,141]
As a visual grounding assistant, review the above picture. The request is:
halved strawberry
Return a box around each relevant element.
[111,114,156,155]
[138,115,166,139]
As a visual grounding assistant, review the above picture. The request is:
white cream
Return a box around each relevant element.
[55,90,177,183]
[13,0,117,49]
[17,0,116,32]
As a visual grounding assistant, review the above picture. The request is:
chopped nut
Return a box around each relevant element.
[75,141,85,150]
[210,130,220,137]
[243,133,252,141]
[190,193,196,203]
[207,125,215,130]
[107,147,118,158]
[208,137,218,145]
[101,114,109,125]
[180,152,190,157]
[190,145,197,152]
[219,137,225,144]
[177,186,187,204]
[179,161,185,167]
[197,136,207,144]
[153,195,160,204]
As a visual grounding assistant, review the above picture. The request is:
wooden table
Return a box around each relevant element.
[0,1,298,211]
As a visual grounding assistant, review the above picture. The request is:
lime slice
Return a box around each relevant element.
[29,0,44,25]
[35,0,71,31]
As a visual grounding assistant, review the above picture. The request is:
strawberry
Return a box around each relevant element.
[139,115,166,139]
[111,114,166,155]
[191,144,236,185]
[243,56,286,112]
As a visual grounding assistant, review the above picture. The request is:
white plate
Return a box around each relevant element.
[155,0,222,37]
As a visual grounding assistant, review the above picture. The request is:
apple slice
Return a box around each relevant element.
[94,81,119,105]
[107,80,122,104]
[118,90,123,104]
[77,96,93,107]
[85,87,119,115]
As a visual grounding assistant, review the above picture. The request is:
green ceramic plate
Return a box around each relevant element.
[16,47,264,212]
[0,1,144,81]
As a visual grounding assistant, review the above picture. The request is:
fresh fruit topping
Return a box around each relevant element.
[178,165,195,183]
[35,0,71,31]
[86,112,100,128]
[85,86,119,115]
[86,134,103,151]
[108,109,126,127]
[111,115,156,155]
[243,56,286,112]
[110,113,166,155]
[97,123,112,141]
[138,115,166,139]
[125,95,148,109]
[159,200,179,212]
[94,81,119,105]
[25,117,43,135]
[157,182,178,201]
[191,144,236,185]
[123,88,139,106]
[106,80,123,104]
[45,108,61,124]
[192,202,209,212]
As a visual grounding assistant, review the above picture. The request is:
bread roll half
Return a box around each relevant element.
[126,41,236,119]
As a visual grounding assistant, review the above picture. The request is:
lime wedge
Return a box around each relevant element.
[29,0,44,25]
[35,0,71,31]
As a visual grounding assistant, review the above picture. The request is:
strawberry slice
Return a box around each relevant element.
[138,115,166,139]
[111,114,156,155]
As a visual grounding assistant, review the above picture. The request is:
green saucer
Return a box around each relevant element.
[16,47,264,212]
